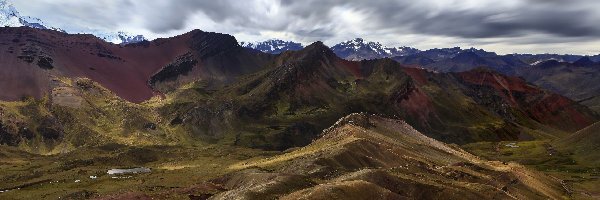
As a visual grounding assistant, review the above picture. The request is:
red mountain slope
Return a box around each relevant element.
[0,27,269,102]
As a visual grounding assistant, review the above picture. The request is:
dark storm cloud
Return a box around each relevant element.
[409,8,597,38]
[126,0,599,39]
[136,0,234,32]
[299,0,600,38]
[15,0,600,51]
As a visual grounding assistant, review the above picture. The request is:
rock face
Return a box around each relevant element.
[148,53,198,92]
[211,113,568,200]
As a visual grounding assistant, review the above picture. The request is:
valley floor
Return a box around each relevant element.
[0,144,276,199]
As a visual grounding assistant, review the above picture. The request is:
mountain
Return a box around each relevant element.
[0,28,598,198]
[555,122,600,165]
[591,54,600,62]
[0,0,62,31]
[517,58,600,112]
[240,37,598,71]
[214,113,567,199]
[240,38,421,60]
[411,47,463,60]
[390,54,435,67]
[240,39,303,54]
[389,47,600,113]
[0,27,270,103]
[330,38,420,61]
[0,113,572,199]
[240,38,597,85]
[511,53,585,65]
[94,31,148,45]
[167,42,596,150]
[0,0,145,44]
[418,51,528,74]
[0,31,597,150]
[572,56,597,67]
[1,31,596,154]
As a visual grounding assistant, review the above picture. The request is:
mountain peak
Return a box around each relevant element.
[349,38,366,44]
[574,56,596,67]
[301,41,335,56]
[331,38,420,61]
[1,0,26,27]
[336,38,382,49]
[306,41,327,48]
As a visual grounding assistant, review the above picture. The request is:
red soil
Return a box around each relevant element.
[527,94,594,131]
[336,59,362,78]
[457,70,540,106]
[0,28,200,102]
[398,87,435,127]
[402,67,429,85]
[456,70,596,131]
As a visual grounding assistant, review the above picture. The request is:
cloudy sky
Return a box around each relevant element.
[13,0,600,55]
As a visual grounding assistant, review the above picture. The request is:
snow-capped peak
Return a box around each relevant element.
[331,38,420,60]
[94,31,147,45]
[240,39,304,54]
[1,0,29,27]
[1,0,145,44]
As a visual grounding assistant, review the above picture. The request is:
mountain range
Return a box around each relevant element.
[243,37,600,64]
[0,26,596,151]
[0,26,599,198]
[240,40,304,54]
[243,38,600,113]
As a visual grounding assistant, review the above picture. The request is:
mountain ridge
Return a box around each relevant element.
[221,113,568,199]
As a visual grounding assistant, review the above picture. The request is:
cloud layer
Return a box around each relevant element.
[14,0,600,54]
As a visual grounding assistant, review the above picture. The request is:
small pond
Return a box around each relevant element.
[107,167,151,175]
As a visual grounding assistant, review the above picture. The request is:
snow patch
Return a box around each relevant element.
[1,0,145,44]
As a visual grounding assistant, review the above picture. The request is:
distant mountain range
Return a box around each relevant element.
[240,40,303,54]
[330,38,420,60]
[243,37,600,65]
[241,38,600,112]
[0,0,146,44]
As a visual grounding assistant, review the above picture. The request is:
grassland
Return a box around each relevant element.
[462,140,600,199]
[0,144,276,199]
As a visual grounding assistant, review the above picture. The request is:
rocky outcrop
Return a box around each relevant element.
[148,53,198,90]
[189,30,241,59]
